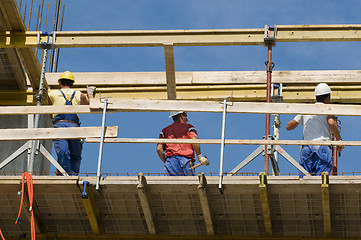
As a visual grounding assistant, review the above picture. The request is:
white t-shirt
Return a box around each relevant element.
[294,102,331,141]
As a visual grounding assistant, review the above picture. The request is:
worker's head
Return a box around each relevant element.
[314,83,331,103]
[58,71,75,87]
[169,111,188,123]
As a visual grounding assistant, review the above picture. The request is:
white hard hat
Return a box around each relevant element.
[314,83,332,96]
[169,111,185,118]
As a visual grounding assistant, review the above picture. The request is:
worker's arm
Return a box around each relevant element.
[286,119,299,131]
[80,86,96,105]
[156,143,166,163]
[327,116,343,151]
[191,136,209,166]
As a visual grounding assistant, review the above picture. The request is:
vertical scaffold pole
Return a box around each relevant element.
[218,99,227,193]
[96,98,108,190]
[264,45,273,176]
[28,47,48,174]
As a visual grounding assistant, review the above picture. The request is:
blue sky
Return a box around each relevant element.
[20,0,361,175]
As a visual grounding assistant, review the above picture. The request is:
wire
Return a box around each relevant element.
[15,172,35,240]
[0,225,5,240]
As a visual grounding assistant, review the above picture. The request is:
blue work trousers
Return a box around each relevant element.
[164,155,195,176]
[53,121,83,175]
[300,145,333,175]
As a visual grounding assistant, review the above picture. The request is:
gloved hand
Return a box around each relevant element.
[87,86,96,95]
[197,154,209,166]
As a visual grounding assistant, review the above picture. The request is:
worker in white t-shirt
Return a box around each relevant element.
[286,83,343,175]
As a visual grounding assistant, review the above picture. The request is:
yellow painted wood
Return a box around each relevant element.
[259,172,273,235]
[2,25,361,48]
[321,172,332,237]
[81,184,105,234]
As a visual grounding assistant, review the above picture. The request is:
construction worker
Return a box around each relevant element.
[157,111,209,176]
[48,71,96,175]
[286,83,343,175]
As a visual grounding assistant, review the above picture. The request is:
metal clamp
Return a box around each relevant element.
[81,181,90,199]
[264,25,277,46]
[37,31,56,50]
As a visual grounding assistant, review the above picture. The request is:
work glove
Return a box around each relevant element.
[87,86,96,95]
[197,154,209,166]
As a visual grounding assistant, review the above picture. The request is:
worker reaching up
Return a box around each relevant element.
[286,83,343,175]
[48,71,96,175]
[157,111,209,176]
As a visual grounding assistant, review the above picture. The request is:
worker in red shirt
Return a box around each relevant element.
[157,111,209,175]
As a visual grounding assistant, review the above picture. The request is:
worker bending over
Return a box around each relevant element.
[157,111,209,176]
[286,83,343,175]
[48,71,95,175]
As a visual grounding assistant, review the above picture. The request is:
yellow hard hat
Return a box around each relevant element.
[58,71,75,83]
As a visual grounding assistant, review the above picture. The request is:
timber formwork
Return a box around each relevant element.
[1,174,361,239]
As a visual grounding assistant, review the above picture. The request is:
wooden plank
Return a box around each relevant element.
[0,105,93,115]
[3,25,361,48]
[45,70,361,86]
[0,126,118,141]
[164,44,177,100]
[86,138,356,147]
[90,99,361,116]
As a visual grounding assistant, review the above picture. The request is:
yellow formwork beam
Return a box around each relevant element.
[80,182,105,234]
[259,172,273,236]
[2,25,361,48]
[321,172,332,237]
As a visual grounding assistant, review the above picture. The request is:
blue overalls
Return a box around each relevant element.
[164,155,195,176]
[300,145,333,175]
[53,90,82,175]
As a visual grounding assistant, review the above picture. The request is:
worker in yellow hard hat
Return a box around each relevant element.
[156,111,209,176]
[286,83,343,175]
[48,71,96,175]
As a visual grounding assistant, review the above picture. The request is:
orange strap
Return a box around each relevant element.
[0,226,5,240]
[15,172,35,240]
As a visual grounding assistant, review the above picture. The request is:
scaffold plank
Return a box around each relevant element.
[0,126,118,141]
[90,99,361,116]
[0,105,92,114]
[45,70,361,86]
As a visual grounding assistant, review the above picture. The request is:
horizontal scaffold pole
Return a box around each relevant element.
[86,138,357,146]
[2,24,361,48]
[0,126,118,141]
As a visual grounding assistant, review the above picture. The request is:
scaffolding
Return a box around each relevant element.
[2,0,361,239]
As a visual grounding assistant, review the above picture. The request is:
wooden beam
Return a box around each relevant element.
[80,182,105,234]
[0,105,93,115]
[321,172,332,237]
[0,126,118,141]
[259,172,272,235]
[3,25,361,48]
[45,70,361,86]
[137,173,157,234]
[164,44,176,100]
[0,0,43,89]
[197,173,214,235]
[86,138,358,146]
[90,99,361,116]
